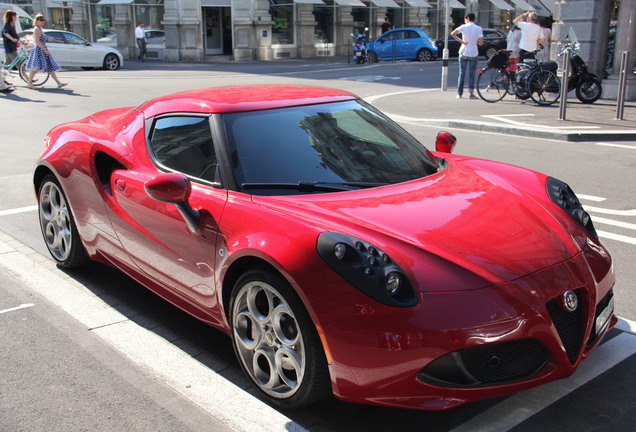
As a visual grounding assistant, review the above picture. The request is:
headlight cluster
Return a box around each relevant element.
[546,177,598,239]
[317,232,417,307]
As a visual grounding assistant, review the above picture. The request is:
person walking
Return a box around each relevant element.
[2,9,19,87]
[381,17,392,34]
[25,14,67,89]
[135,21,147,62]
[451,13,483,99]
[512,11,544,61]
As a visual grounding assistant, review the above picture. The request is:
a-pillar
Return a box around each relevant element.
[603,0,636,100]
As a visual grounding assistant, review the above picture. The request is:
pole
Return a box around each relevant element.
[441,0,450,91]
[615,50,630,121]
[558,49,570,120]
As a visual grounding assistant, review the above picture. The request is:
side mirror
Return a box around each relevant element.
[144,172,200,232]
[435,131,457,153]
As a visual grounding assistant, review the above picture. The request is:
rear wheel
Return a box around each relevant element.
[103,53,121,70]
[19,60,49,87]
[576,77,602,104]
[484,46,499,59]
[230,269,331,409]
[527,70,561,105]
[37,175,89,268]
[417,48,433,62]
[476,67,508,102]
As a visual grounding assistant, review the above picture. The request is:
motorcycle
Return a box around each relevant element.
[558,29,603,104]
[351,28,369,64]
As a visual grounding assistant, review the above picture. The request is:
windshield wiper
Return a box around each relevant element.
[241,181,388,192]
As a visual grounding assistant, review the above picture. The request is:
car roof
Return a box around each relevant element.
[138,85,359,117]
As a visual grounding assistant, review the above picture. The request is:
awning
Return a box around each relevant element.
[294,0,325,4]
[97,0,132,4]
[333,0,366,5]
[488,0,514,9]
[403,0,432,7]
[369,0,400,7]
[509,0,535,11]
[444,0,465,9]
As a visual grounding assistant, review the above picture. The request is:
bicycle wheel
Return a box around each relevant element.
[19,60,50,87]
[476,67,508,103]
[526,70,560,106]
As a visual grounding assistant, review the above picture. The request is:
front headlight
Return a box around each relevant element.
[317,232,417,307]
[546,177,598,239]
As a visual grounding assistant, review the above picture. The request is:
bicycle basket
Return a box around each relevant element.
[487,50,509,68]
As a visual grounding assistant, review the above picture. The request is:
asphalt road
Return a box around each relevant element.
[1,58,635,431]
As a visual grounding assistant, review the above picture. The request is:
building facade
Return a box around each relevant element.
[10,0,554,61]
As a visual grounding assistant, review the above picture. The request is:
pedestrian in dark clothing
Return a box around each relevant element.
[381,17,392,34]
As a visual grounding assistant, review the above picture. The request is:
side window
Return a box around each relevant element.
[44,32,66,44]
[149,116,219,183]
[406,30,419,40]
[64,33,87,45]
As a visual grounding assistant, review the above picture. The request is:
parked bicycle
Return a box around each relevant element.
[476,49,561,106]
[0,39,49,87]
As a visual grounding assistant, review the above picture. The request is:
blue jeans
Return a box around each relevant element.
[457,54,478,96]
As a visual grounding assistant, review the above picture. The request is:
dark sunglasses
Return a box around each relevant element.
[37,18,46,22]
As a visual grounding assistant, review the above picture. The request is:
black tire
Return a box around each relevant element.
[476,67,508,103]
[230,269,331,409]
[484,46,499,59]
[19,60,49,87]
[417,48,433,62]
[103,53,120,70]
[527,70,561,106]
[368,51,378,63]
[576,77,602,104]
[37,174,89,268]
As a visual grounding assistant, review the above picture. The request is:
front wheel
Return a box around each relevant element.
[368,51,378,63]
[526,70,561,105]
[37,174,89,268]
[19,60,49,87]
[576,77,602,104]
[417,48,433,62]
[103,53,121,70]
[230,269,331,409]
[476,67,508,103]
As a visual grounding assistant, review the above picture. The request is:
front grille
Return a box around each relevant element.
[546,289,584,364]
[419,338,548,386]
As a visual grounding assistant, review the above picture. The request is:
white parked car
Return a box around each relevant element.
[21,29,124,70]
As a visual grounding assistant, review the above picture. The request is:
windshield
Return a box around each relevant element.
[568,27,578,44]
[222,99,439,195]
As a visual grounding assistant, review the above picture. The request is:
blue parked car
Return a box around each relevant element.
[366,28,438,62]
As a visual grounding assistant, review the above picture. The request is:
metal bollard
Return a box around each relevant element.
[558,49,570,120]
[615,50,630,120]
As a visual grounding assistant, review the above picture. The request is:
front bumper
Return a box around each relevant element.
[310,243,615,410]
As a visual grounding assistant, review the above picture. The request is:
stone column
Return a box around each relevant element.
[335,6,355,56]
[112,4,134,59]
[405,6,431,33]
[232,0,272,60]
[603,0,636,100]
[297,4,317,58]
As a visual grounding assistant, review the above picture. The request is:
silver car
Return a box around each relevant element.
[21,29,124,70]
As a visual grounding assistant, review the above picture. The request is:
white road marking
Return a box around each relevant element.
[597,230,636,245]
[481,114,601,129]
[593,216,636,231]
[364,88,440,104]
[450,330,636,432]
[0,235,306,432]
[0,205,38,216]
[578,195,607,202]
[0,303,35,314]
[596,142,636,150]
[341,75,401,82]
[585,205,636,217]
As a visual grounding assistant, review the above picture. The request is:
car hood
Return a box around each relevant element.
[256,161,579,285]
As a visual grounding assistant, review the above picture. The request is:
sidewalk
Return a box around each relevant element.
[409,89,636,142]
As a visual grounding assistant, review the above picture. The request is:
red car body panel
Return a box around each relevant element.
[33,85,616,410]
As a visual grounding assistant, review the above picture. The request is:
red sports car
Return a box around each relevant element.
[34,85,616,410]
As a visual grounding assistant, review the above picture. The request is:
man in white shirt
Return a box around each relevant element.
[135,21,146,62]
[451,13,484,99]
[513,11,544,61]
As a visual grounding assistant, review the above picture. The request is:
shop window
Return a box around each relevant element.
[270,0,294,45]
[313,2,334,44]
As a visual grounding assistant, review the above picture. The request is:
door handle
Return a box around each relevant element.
[115,178,126,191]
